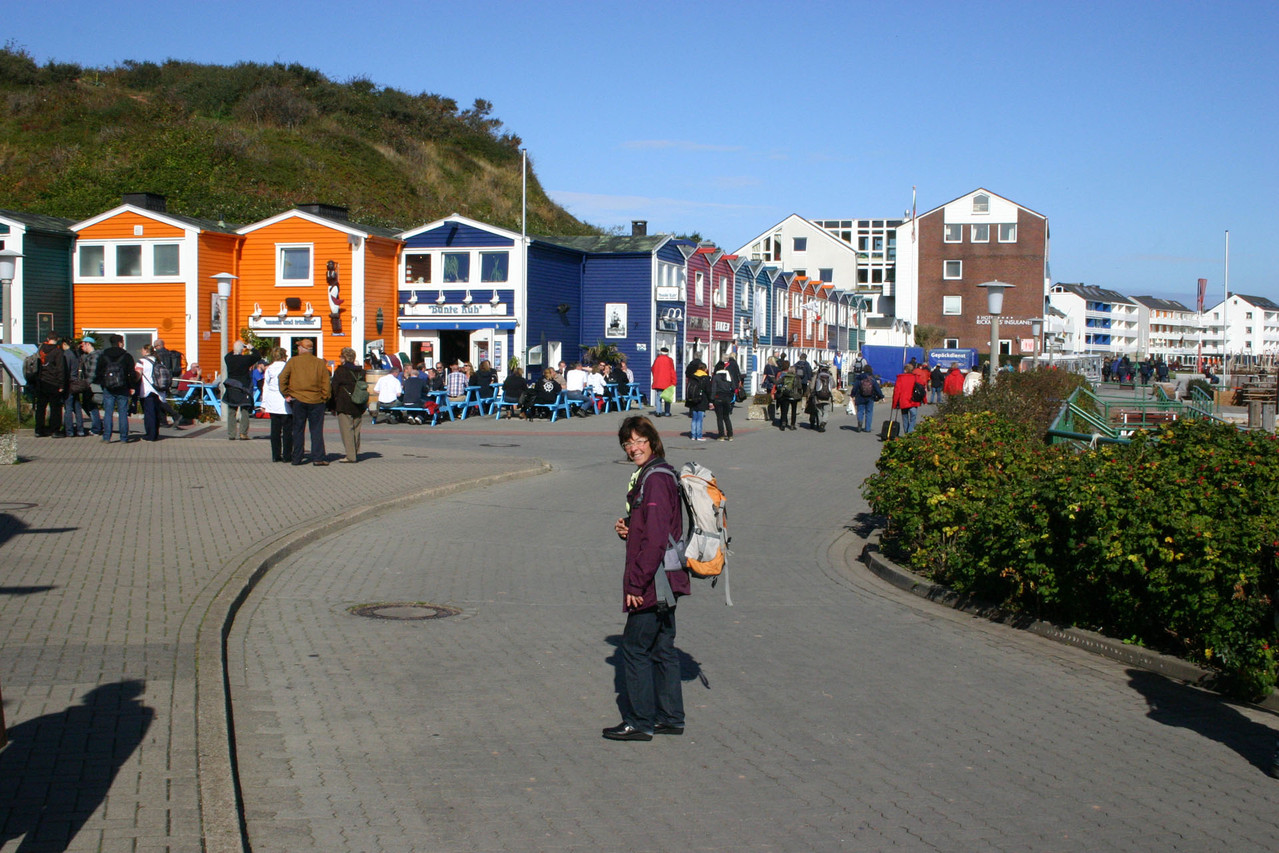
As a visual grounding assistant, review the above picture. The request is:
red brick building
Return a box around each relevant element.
[896,188,1048,357]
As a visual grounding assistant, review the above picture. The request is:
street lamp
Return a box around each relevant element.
[211,272,237,402]
[1030,317,1044,370]
[978,281,1015,385]
[0,248,23,402]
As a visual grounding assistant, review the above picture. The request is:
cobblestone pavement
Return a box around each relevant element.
[230,407,1279,853]
[0,413,546,852]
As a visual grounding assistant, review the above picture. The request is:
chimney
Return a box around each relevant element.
[631,220,647,237]
[123,193,167,212]
[297,203,349,221]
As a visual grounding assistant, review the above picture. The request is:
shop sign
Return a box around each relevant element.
[404,303,507,317]
[250,316,322,331]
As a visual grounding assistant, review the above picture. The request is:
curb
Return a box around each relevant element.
[194,459,553,853]
[859,537,1279,714]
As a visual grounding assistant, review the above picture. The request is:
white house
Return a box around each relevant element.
[1047,283,1140,356]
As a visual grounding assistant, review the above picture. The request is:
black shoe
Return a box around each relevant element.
[653,723,684,736]
[602,722,652,741]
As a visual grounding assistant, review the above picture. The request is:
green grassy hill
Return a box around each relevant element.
[0,45,596,234]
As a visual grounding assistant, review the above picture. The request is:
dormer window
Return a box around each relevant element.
[973,194,990,214]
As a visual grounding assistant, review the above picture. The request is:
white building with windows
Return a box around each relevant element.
[1203,293,1279,364]
[734,214,904,344]
[1131,296,1199,365]
[1047,283,1140,356]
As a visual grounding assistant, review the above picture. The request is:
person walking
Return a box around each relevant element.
[774,362,802,431]
[851,365,883,433]
[710,360,736,441]
[929,364,945,404]
[61,338,86,437]
[651,347,677,417]
[892,367,923,435]
[261,347,293,463]
[943,363,965,398]
[331,347,367,464]
[808,362,835,432]
[604,415,689,741]
[280,339,331,466]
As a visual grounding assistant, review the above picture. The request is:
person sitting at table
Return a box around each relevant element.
[177,363,201,397]
[425,366,445,393]
[524,368,561,419]
[374,366,403,409]
[501,366,528,419]
[445,361,468,401]
[398,367,437,423]
[470,359,497,413]
[586,364,607,413]
[564,361,588,405]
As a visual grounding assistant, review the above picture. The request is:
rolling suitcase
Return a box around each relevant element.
[880,411,901,441]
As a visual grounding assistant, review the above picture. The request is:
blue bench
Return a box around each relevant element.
[532,390,575,422]
[494,393,523,419]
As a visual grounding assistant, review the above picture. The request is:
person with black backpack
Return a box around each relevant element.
[684,359,711,441]
[808,363,835,432]
[710,360,737,441]
[94,334,136,444]
[32,333,69,438]
[850,365,884,433]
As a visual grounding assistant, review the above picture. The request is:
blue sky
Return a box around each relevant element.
[7,0,1277,305]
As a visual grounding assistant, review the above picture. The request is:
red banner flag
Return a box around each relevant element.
[1197,278,1207,313]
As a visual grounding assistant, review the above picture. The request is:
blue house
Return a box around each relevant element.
[0,209,76,344]
[533,230,690,402]
[396,215,525,374]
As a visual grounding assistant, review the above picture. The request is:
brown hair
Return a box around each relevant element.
[617,415,665,459]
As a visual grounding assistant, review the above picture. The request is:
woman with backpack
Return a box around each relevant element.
[851,366,883,433]
[135,344,163,442]
[773,362,802,431]
[261,348,293,463]
[710,360,737,441]
[684,359,711,441]
[330,347,368,463]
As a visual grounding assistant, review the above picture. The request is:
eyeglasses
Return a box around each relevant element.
[621,437,649,449]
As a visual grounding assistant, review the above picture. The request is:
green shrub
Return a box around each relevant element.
[864,411,1279,700]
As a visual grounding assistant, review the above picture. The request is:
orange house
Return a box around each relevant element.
[235,205,401,366]
[72,193,242,378]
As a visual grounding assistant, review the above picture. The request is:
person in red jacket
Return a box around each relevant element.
[943,363,966,397]
[892,369,923,434]
[650,347,677,417]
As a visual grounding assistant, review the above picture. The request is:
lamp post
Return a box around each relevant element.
[978,281,1014,385]
[211,273,236,404]
[0,249,22,403]
[1030,317,1044,370]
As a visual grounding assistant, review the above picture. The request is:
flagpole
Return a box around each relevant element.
[1223,230,1229,373]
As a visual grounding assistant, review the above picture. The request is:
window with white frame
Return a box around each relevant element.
[793,237,807,252]
[277,245,313,286]
[76,242,182,279]
[442,252,470,283]
[943,295,963,315]
[971,224,990,243]
[480,252,508,282]
[973,194,990,214]
[944,260,962,279]
[818,267,833,283]
[944,224,962,242]
[695,271,704,306]
[405,253,432,283]
[741,282,750,310]
[998,223,1017,242]
[714,276,728,308]
[944,338,959,348]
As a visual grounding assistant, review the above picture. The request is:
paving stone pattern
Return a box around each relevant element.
[230,412,1279,853]
[0,418,540,852]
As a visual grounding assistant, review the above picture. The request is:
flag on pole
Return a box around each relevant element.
[910,186,917,243]
[1196,278,1207,313]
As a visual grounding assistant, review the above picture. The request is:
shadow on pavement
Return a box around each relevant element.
[0,586,57,597]
[605,633,709,718]
[0,512,79,550]
[1128,669,1276,775]
[0,680,154,852]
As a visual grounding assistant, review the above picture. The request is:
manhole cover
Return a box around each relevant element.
[347,602,461,621]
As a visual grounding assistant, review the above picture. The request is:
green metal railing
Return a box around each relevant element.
[1047,383,1224,448]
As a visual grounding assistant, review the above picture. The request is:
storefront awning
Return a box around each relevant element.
[399,320,518,331]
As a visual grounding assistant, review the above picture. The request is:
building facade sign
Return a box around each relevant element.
[249,316,323,331]
[403,303,508,317]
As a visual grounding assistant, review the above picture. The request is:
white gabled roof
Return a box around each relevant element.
[71,203,204,235]
[397,213,523,242]
[916,187,1046,221]
[731,213,860,259]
